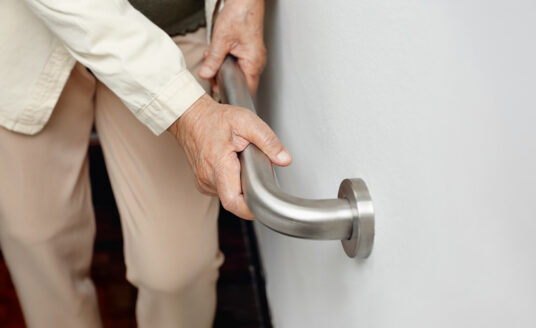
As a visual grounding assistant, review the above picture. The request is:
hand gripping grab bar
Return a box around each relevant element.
[216,57,375,258]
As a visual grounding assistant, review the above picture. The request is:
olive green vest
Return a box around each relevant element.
[129,0,205,36]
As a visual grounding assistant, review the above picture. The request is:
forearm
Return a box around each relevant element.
[23,0,205,135]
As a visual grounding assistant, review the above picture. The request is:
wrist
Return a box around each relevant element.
[224,0,263,6]
[222,0,264,16]
[168,93,213,140]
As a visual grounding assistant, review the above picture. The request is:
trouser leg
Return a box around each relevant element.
[94,27,223,328]
[0,64,101,328]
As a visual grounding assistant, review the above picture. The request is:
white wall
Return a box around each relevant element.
[254,1,536,327]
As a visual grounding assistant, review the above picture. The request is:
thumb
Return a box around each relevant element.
[233,110,292,167]
[199,36,231,80]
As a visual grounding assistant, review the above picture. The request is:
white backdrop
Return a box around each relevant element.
[254,0,536,327]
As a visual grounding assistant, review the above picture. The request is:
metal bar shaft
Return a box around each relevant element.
[217,57,354,240]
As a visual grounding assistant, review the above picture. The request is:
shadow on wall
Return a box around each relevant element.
[255,0,279,125]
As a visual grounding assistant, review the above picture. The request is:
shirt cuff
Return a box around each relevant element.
[135,69,206,135]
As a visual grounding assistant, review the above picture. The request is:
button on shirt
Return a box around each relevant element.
[0,0,217,136]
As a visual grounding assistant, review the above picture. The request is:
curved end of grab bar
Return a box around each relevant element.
[217,56,375,259]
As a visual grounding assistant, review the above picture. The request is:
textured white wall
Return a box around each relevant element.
[254,1,536,327]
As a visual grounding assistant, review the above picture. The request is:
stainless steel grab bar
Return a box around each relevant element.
[216,57,375,258]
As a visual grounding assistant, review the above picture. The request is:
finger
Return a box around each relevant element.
[196,178,217,196]
[232,110,292,166]
[215,154,254,220]
[201,49,220,93]
[234,45,266,95]
[245,74,260,96]
[210,78,220,94]
[236,62,263,95]
[199,34,232,80]
[232,58,258,94]
[236,62,260,95]
[193,163,217,195]
[232,133,250,152]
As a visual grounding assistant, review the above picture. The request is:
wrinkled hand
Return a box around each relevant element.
[168,94,292,220]
[199,0,266,95]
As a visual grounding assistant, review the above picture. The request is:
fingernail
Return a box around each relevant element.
[276,150,291,163]
[199,66,214,77]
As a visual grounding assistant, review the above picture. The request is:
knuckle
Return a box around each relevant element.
[200,189,214,196]
[209,41,230,59]
[194,179,203,191]
[220,193,238,213]
[207,51,221,63]
[261,131,279,149]
[248,44,267,73]
[221,106,234,121]
[225,106,251,130]
[194,179,211,195]
[205,53,223,68]
[197,167,212,187]
[259,52,267,71]
[257,45,267,63]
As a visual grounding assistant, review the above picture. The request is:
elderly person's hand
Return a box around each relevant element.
[169,0,280,220]
[199,0,266,95]
[168,94,292,220]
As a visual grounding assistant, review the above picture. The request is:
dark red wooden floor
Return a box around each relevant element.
[0,144,271,328]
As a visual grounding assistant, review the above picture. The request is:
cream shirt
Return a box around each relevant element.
[0,0,217,135]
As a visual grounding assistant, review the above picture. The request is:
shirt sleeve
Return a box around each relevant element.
[23,0,206,135]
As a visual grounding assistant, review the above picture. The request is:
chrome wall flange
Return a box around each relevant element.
[338,178,375,258]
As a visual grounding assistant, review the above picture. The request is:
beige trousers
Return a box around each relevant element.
[0,28,223,328]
